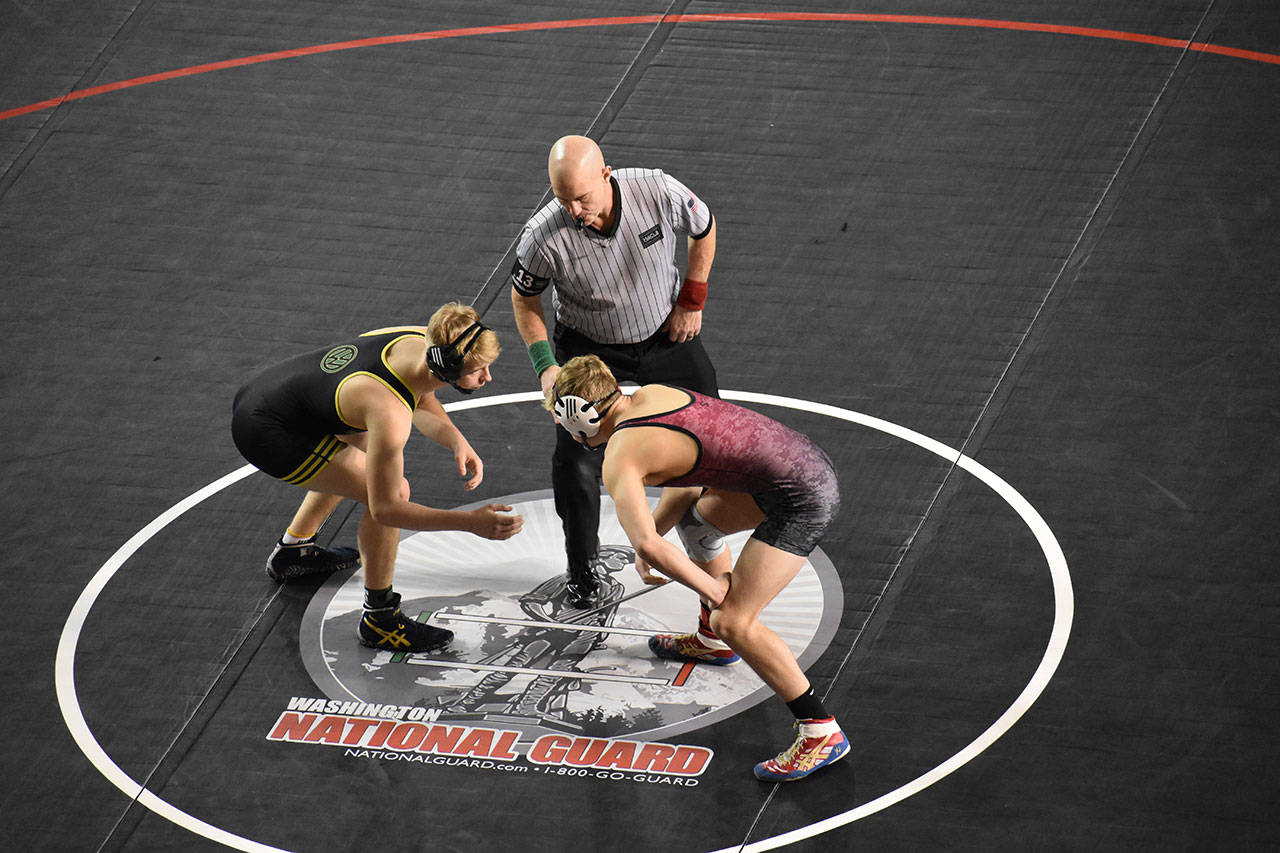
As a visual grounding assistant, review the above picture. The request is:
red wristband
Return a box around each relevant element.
[677,277,708,311]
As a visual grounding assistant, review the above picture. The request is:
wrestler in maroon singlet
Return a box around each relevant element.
[613,388,839,556]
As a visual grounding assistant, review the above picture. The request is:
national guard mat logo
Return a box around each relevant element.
[299,489,843,749]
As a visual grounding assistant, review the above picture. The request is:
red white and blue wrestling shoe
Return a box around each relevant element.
[648,604,740,665]
[648,630,741,665]
[753,718,850,782]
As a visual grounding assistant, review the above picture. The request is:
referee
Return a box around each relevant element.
[510,135,720,608]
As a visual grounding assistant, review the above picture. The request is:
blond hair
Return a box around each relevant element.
[426,302,500,368]
[543,354,618,412]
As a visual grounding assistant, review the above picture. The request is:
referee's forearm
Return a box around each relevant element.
[510,288,550,347]
[686,217,716,283]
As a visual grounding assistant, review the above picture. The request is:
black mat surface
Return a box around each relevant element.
[3,3,1277,851]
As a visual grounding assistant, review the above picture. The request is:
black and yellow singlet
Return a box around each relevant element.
[231,329,424,485]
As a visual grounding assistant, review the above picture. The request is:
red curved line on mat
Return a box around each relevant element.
[2,12,1276,122]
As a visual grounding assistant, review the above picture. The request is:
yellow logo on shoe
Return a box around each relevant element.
[362,617,410,649]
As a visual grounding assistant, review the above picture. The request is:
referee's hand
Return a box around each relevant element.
[664,306,703,343]
[539,364,561,405]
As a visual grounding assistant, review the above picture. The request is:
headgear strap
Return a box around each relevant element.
[427,321,487,394]
[553,387,620,442]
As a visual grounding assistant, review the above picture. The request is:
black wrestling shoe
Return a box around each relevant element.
[563,578,596,612]
[358,593,453,652]
[266,538,360,582]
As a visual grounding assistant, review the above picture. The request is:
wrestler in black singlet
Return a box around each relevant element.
[231,329,423,485]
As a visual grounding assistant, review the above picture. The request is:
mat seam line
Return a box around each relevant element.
[96,585,290,852]
[814,0,1219,812]
[937,1,1218,477]
[467,0,690,318]
[0,0,159,203]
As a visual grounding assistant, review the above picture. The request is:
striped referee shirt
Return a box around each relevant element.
[510,167,713,345]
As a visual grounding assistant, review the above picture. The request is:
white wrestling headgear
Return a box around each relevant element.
[553,388,621,441]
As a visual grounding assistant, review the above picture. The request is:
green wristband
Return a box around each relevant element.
[528,340,557,376]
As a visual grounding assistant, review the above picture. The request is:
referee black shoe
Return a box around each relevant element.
[359,593,453,653]
[565,578,597,610]
[266,538,360,582]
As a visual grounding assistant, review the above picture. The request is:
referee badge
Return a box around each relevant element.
[638,224,663,248]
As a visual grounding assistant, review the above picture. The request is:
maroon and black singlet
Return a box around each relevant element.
[613,388,840,556]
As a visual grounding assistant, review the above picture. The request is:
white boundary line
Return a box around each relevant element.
[54,464,289,853]
[711,392,1074,852]
[55,390,1072,852]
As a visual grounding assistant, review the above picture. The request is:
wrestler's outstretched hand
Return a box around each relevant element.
[453,437,484,491]
[468,504,524,540]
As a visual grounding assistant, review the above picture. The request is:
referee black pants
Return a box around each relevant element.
[552,322,719,581]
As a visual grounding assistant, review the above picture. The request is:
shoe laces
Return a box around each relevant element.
[667,630,698,646]
[655,631,701,652]
[771,723,806,766]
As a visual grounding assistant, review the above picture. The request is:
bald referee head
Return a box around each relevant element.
[548,135,614,232]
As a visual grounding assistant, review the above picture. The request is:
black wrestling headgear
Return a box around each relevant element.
[427,321,487,393]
